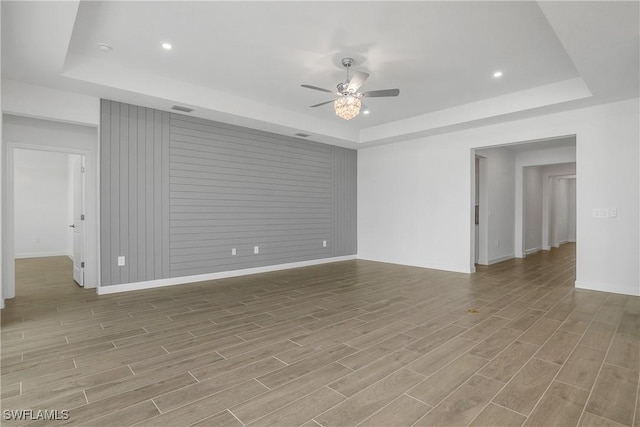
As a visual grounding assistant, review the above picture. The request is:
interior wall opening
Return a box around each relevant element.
[2,114,99,305]
[471,135,577,273]
[12,149,86,296]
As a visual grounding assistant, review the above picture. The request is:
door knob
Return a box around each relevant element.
[69,224,75,228]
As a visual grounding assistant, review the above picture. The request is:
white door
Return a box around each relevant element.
[71,156,85,286]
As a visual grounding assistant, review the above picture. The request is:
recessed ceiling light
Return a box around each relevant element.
[98,43,113,52]
[363,110,370,115]
[493,71,503,78]
[162,43,172,50]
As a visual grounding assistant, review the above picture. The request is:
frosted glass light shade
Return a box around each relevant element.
[334,95,361,120]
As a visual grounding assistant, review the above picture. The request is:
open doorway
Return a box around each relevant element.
[471,135,576,270]
[2,115,99,304]
[12,149,86,293]
[473,155,488,267]
[523,166,576,254]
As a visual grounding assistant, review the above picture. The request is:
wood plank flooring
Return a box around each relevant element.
[1,244,639,426]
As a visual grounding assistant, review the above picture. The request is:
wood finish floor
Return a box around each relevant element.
[1,244,639,426]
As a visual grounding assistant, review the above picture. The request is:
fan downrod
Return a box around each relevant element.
[338,58,356,93]
[341,57,354,68]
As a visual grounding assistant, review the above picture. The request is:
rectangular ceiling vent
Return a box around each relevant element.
[171,105,194,113]
[294,133,311,138]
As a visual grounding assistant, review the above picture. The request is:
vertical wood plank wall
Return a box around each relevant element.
[101,101,170,286]
[100,100,356,286]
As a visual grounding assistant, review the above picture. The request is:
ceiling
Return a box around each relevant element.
[2,1,639,149]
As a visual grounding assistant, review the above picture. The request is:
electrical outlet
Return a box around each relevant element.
[231,248,237,256]
[117,256,125,266]
[323,240,327,247]
[496,240,500,247]
[254,246,259,254]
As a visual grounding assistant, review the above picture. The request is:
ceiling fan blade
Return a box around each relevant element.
[347,71,369,92]
[301,84,334,93]
[361,89,400,98]
[310,99,336,108]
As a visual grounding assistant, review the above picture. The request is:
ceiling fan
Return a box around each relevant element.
[301,58,400,120]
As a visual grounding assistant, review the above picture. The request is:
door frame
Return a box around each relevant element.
[71,154,86,287]
[3,142,98,299]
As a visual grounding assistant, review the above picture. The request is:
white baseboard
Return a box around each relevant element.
[98,255,357,295]
[487,254,515,265]
[14,251,70,259]
[575,280,640,297]
[524,247,541,256]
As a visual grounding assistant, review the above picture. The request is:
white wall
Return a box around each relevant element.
[14,149,71,257]
[523,166,543,253]
[475,147,516,264]
[359,139,471,272]
[477,157,488,265]
[568,178,576,242]
[1,80,99,127]
[358,98,639,296]
[553,178,570,246]
[0,7,4,308]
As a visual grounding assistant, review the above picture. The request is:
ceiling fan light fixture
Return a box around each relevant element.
[334,95,361,120]
[302,57,398,120]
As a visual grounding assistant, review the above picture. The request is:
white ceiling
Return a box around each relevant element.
[2,1,639,148]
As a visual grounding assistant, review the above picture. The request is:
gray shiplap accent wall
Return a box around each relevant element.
[100,100,170,286]
[101,100,356,286]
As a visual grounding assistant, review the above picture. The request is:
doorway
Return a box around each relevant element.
[2,115,99,306]
[472,155,488,267]
[470,136,576,271]
[12,148,86,289]
[4,143,97,301]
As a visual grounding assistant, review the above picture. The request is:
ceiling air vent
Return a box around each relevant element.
[171,105,194,113]
[294,133,311,138]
